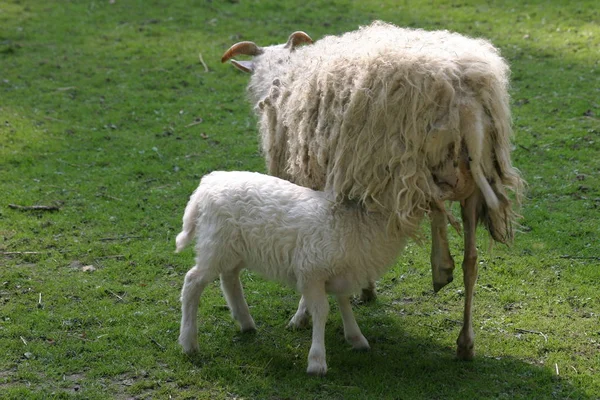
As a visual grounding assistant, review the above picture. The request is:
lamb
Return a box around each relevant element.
[176,170,407,376]
[221,21,524,359]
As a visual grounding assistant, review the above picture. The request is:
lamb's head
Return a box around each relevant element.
[221,31,313,73]
[222,31,313,104]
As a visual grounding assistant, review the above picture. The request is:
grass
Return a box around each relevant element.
[1,0,599,398]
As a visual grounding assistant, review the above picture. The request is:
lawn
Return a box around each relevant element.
[1,0,599,399]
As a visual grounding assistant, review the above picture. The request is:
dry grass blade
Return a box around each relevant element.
[8,204,61,212]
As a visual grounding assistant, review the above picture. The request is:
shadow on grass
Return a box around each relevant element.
[184,307,589,400]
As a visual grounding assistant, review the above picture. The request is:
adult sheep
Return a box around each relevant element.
[222,21,524,360]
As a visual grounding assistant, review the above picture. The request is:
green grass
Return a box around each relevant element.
[1,0,599,398]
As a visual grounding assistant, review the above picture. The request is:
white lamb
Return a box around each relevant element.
[176,171,407,376]
[221,21,525,360]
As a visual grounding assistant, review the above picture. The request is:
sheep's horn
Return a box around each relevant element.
[284,31,313,50]
[221,41,263,63]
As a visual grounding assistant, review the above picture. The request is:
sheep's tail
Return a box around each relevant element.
[471,164,499,210]
[461,101,500,211]
[175,189,201,253]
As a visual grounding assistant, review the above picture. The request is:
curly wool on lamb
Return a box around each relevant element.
[176,171,408,375]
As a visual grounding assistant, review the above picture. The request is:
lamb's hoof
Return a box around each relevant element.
[347,335,370,351]
[359,288,377,303]
[306,361,327,377]
[456,344,475,361]
[287,315,310,331]
[179,340,199,355]
[179,331,200,354]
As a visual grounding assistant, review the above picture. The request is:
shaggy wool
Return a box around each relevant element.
[248,21,523,242]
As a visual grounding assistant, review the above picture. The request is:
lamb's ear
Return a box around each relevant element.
[284,31,313,50]
[231,59,254,73]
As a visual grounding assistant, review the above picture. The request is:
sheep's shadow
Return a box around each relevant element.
[185,297,591,400]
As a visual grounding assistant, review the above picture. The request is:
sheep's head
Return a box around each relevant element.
[221,31,313,73]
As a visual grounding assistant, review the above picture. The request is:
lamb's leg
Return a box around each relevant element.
[291,282,375,330]
[430,208,455,293]
[179,264,219,354]
[287,295,310,330]
[336,295,369,350]
[456,191,480,360]
[302,283,329,376]
[220,266,256,333]
[359,280,377,303]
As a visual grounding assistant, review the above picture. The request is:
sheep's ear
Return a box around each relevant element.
[284,31,313,50]
[231,59,254,73]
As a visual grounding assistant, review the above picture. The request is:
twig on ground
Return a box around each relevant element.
[2,251,46,256]
[97,193,123,201]
[150,337,165,351]
[20,336,28,346]
[99,236,143,242]
[96,255,125,260]
[559,255,600,261]
[185,118,203,128]
[571,365,578,374]
[8,204,60,212]
[105,289,124,302]
[44,116,66,123]
[198,53,209,72]
[515,328,548,342]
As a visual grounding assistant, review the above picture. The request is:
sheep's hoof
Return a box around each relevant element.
[359,288,377,303]
[456,344,475,361]
[239,319,257,333]
[433,275,453,293]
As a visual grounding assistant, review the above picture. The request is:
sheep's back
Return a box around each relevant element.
[258,21,520,240]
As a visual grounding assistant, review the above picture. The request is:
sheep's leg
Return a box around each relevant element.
[430,208,455,293]
[456,191,480,360]
[359,280,377,303]
[179,264,219,354]
[220,266,256,333]
[336,295,369,350]
[287,296,310,330]
[302,283,330,376]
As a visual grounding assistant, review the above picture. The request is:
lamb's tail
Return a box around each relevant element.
[175,189,201,253]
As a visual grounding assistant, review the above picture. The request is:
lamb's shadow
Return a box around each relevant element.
[187,300,590,400]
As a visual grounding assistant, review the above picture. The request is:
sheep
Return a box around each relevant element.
[221,21,524,359]
[176,170,407,376]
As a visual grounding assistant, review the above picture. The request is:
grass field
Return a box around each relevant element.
[1,0,599,399]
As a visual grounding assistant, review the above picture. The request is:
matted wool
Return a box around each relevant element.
[251,21,523,242]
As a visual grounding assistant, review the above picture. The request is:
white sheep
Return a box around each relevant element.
[176,171,407,376]
[221,21,524,359]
